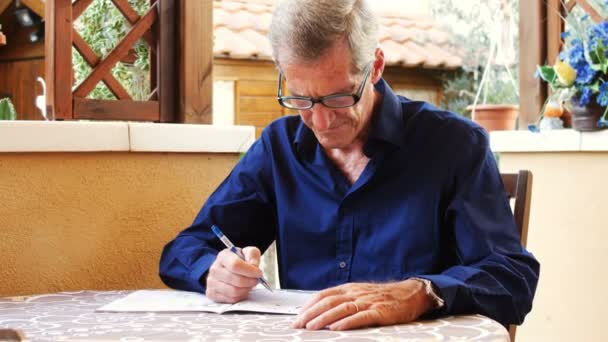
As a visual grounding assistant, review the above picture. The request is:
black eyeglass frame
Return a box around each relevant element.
[276,62,373,110]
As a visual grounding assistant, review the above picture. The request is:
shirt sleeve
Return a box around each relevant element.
[418,127,540,326]
[158,134,277,293]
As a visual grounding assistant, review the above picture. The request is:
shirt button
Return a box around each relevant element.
[339,261,347,269]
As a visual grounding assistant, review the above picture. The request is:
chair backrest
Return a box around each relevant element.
[500,170,533,342]
[501,170,533,247]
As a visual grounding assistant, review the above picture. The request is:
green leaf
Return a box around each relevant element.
[537,65,557,84]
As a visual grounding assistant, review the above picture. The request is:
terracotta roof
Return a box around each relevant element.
[213,0,462,70]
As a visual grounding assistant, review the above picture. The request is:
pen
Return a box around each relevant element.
[211,225,273,292]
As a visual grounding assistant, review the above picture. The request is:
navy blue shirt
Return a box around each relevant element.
[160,79,539,326]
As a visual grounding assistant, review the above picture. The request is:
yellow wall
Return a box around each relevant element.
[499,152,608,342]
[0,152,239,296]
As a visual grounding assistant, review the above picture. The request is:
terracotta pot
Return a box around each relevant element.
[569,102,605,131]
[466,104,519,132]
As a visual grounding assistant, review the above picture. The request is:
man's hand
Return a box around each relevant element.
[292,279,435,331]
[205,246,262,303]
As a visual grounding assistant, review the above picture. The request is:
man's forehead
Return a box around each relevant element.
[283,70,357,95]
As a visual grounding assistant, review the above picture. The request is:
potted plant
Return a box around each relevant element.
[0,97,16,120]
[536,16,608,131]
[433,1,520,130]
[466,71,519,131]
[465,0,520,132]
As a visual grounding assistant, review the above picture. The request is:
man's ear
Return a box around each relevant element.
[372,47,386,84]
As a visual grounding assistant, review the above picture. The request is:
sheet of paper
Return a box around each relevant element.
[96,289,229,313]
[96,289,314,315]
[230,289,313,314]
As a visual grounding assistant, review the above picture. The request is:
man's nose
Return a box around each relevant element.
[311,103,335,130]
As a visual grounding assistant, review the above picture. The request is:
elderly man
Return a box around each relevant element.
[160,0,539,331]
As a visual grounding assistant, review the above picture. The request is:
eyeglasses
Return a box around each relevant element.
[277,63,373,110]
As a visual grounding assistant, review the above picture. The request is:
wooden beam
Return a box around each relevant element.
[547,0,563,66]
[21,0,45,18]
[72,0,94,20]
[73,97,159,121]
[111,0,155,50]
[566,0,577,11]
[158,0,177,122]
[46,0,73,120]
[519,0,546,129]
[0,40,44,61]
[0,31,5,46]
[112,0,140,24]
[575,0,603,23]
[178,0,213,123]
[148,0,157,101]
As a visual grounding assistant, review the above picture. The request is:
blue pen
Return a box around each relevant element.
[211,225,273,292]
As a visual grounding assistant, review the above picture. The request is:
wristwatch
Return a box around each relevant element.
[411,277,445,309]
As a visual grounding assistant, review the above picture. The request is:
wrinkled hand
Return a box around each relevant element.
[205,246,262,303]
[292,279,434,331]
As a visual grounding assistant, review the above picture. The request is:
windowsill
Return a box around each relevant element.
[490,129,608,152]
[0,121,255,153]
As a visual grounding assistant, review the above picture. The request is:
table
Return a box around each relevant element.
[0,291,509,341]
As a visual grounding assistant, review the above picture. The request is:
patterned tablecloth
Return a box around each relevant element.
[0,291,509,341]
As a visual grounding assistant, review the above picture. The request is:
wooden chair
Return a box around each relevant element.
[500,170,533,342]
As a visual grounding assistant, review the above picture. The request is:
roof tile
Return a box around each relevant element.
[213,0,462,69]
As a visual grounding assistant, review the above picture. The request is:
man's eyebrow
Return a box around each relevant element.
[286,83,356,97]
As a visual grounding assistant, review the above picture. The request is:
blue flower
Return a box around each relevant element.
[568,39,585,65]
[578,87,593,106]
[582,14,590,21]
[574,61,596,84]
[597,82,608,106]
[561,31,571,39]
[587,22,608,50]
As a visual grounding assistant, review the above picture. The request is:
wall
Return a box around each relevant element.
[215,59,287,138]
[0,152,240,296]
[498,152,608,342]
[213,79,235,125]
[383,66,443,106]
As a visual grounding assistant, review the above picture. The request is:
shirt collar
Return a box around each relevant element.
[367,78,406,149]
[294,78,406,157]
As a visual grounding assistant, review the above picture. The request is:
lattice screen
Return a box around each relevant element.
[46,0,176,121]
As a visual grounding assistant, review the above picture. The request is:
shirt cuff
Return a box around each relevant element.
[190,253,218,292]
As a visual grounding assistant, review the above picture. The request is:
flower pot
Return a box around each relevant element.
[466,104,519,132]
[569,102,605,132]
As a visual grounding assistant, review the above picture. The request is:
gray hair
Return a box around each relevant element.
[269,0,379,73]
